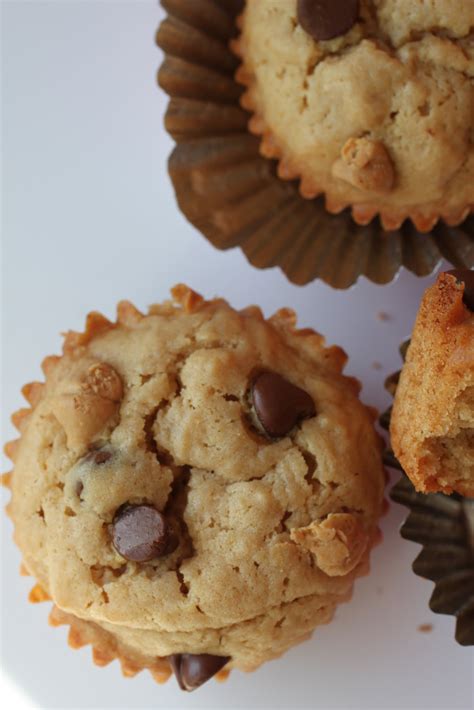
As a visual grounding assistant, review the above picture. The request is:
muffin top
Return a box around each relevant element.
[7,286,384,672]
[236,0,474,229]
[391,270,474,497]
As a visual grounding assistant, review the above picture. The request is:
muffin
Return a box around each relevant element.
[3,285,385,691]
[391,269,474,497]
[157,0,474,290]
[383,328,474,647]
[233,0,474,232]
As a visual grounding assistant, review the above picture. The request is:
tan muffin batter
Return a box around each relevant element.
[391,270,474,497]
[5,286,384,689]
[234,0,474,231]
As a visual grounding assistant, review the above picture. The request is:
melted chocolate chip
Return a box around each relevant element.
[112,504,170,562]
[251,371,316,438]
[297,0,359,41]
[446,269,474,311]
[169,653,230,692]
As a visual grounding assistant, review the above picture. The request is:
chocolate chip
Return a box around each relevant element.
[251,371,316,438]
[297,0,359,41]
[169,653,230,692]
[112,505,170,562]
[446,269,474,311]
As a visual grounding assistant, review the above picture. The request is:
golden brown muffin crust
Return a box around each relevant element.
[5,286,384,679]
[391,272,474,496]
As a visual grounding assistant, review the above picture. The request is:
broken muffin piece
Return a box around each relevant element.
[391,270,474,497]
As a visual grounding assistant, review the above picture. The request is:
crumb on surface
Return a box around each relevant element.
[377,311,392,322]
[417,623,433,633]
[372,361,382,370]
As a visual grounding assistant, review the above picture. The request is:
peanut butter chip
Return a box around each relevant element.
[290,513,369,576]
[51,361,123,450]
[332,137,395,194]
[83,362,123,401]
[297,0,359,41]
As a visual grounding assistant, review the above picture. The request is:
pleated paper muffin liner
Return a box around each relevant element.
[156,0,474,289]
[381,341,474,646]
[3,285,385,687]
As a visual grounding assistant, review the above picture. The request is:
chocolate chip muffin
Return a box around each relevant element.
[391,270,474,497]
[4,285,385,691]
[233,1,474,231]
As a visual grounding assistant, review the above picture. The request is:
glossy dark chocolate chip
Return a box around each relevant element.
[112,504,170,562]
[251,371,316,438]
[297,0,359,41]
[446,269,474,311]
[169,653,230,692]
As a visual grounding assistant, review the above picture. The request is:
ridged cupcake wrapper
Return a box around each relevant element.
[381,342,474,646]
[156,0,474,289]
[29,587,175,684]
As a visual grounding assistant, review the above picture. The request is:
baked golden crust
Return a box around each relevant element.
[4,285,384,680]
[391,272,474,496]
[234,0,474,232]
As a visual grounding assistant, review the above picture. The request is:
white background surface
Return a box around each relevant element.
[2,2,473,708]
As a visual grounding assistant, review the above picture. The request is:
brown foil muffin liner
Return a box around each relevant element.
[381,342,474,646]
[3,285,384,687]
[156,0,474,289]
